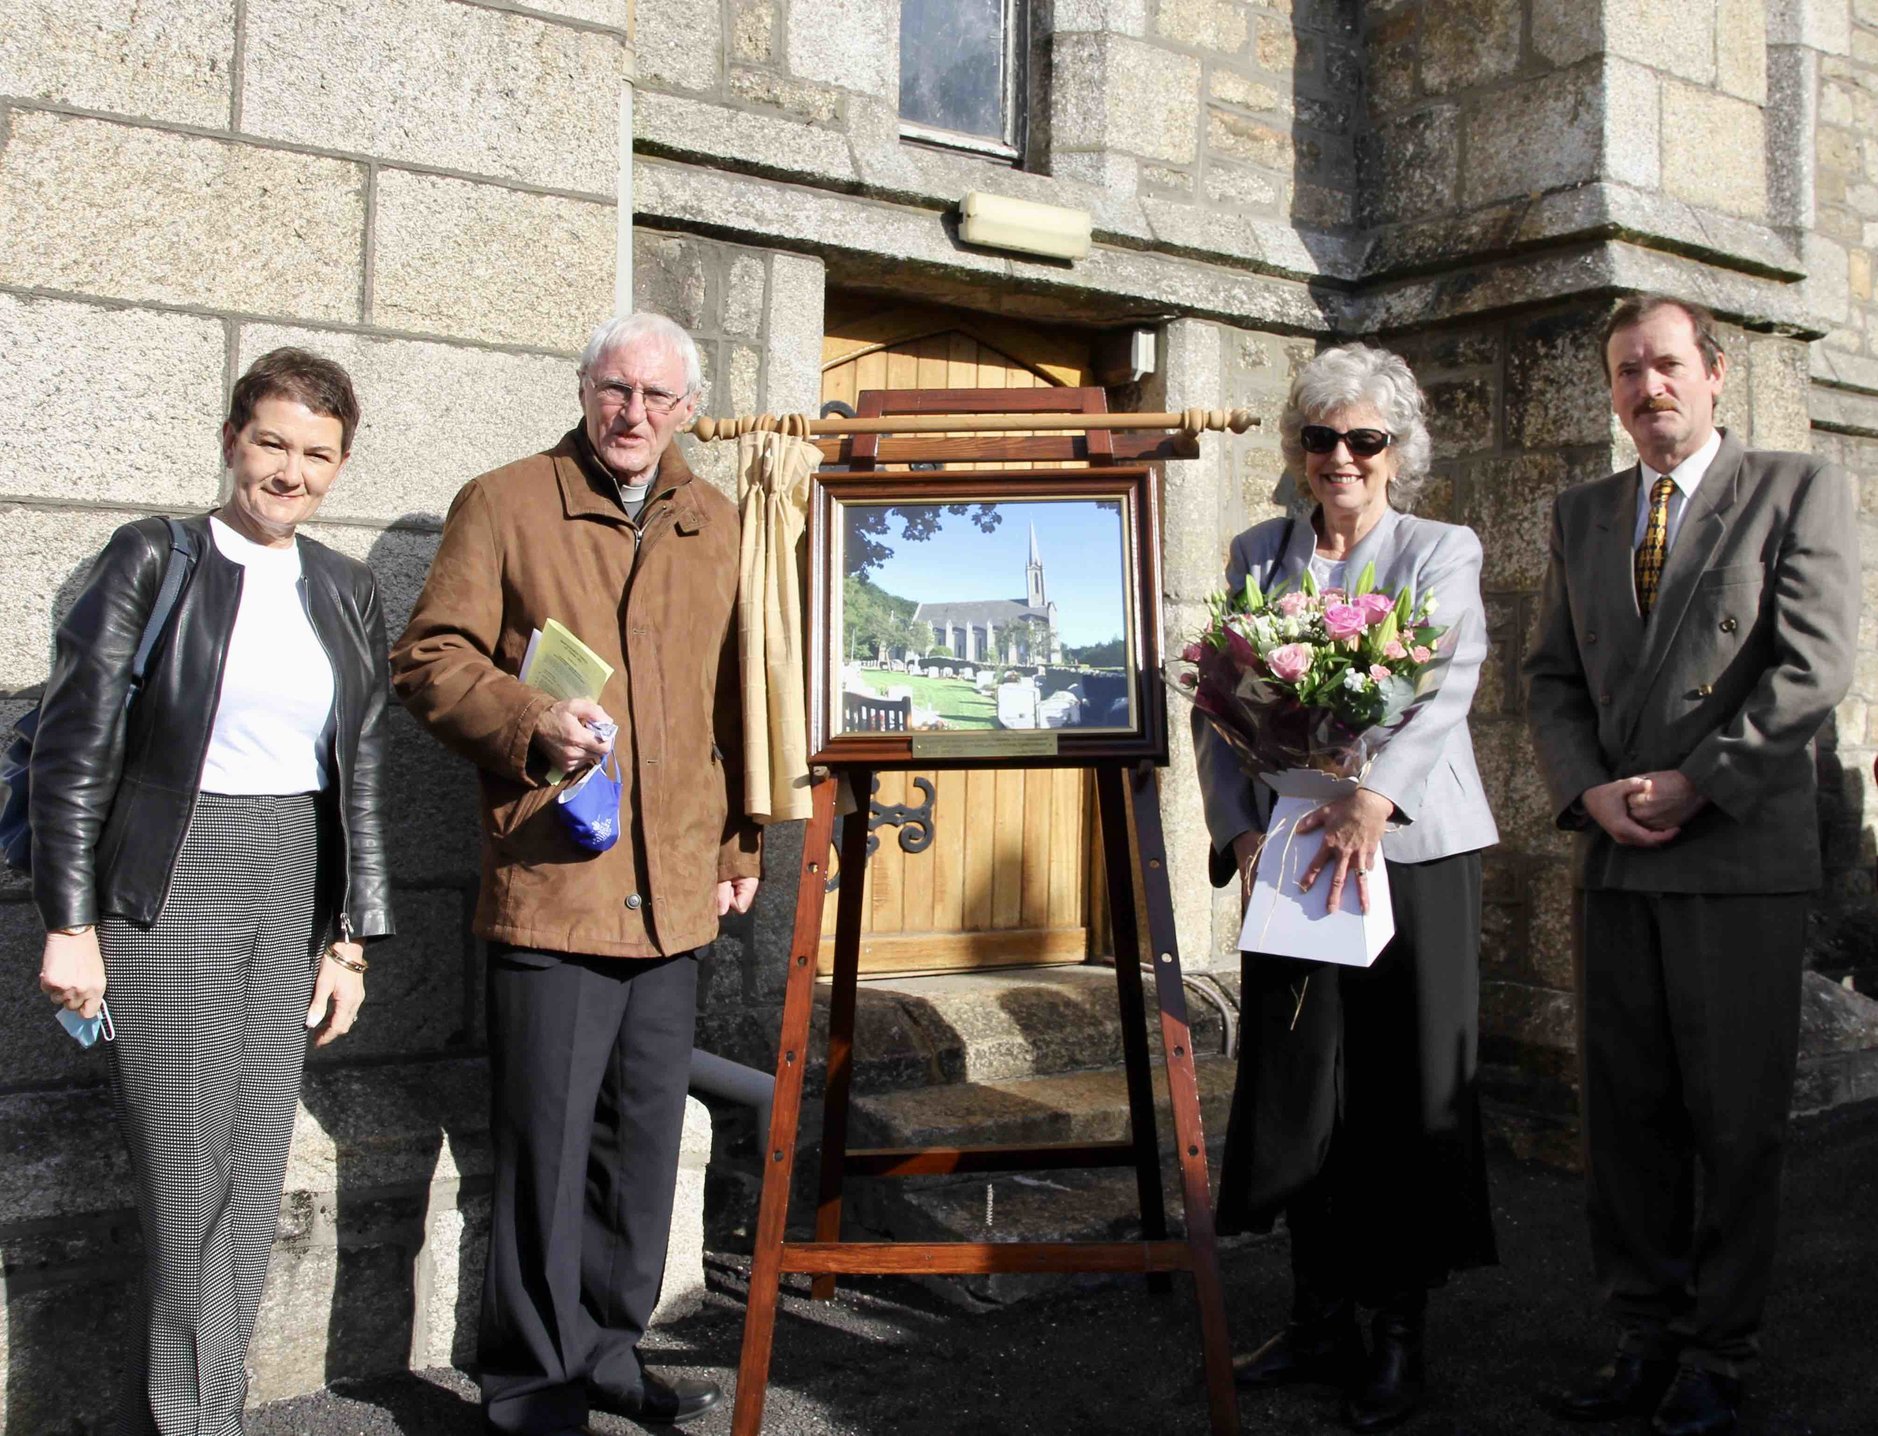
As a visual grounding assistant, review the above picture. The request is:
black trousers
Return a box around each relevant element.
[1220,850,1497,1309]
[1577,889,1807,1378]
[478,946,699,1435]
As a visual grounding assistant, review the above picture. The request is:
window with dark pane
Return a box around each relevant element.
[899,0,1024,159]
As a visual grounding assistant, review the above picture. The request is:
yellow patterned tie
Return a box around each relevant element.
[1634,474,1677,618]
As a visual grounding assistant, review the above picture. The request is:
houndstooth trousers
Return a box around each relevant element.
[100,793,327,1436]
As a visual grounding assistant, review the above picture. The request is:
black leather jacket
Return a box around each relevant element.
[30,515,395,939]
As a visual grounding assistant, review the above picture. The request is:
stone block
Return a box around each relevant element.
[244,0,624,196]
[1746,335,1813,451]
[0,1240,142,1435]
[0,293,224,511]
[1052,33,1202,165]
[1460,452,1578,590]
[1480,976,1577,1057]
[307,886,471,1063]
[1420,375,1496,460]
[289,1055,491,1197]
[1529,0,1601,66]
[0,112,364,321]
[373,710,482,888]
[1054,0,1150,33]
[411,1188,490,1367]
[1602,58,1662,192]
[634,89,856,186]
[1418,0,1523,96]
[638,0,722,91]
[1524,860,1577,991]
[1661,82,1768,220]
[1717,0,1770,103]
[763,252,828,414]
[1204,161,1281,209]
[0,504,153,690]
[1475,716,1569,857]
[0,0,233,128]
[728,66,844,125]
[1358,107,1458,225]
[239,324,575,526]
[656,1095,711,1323]
[0,1087,137,1225]
[632,227,718,333]
[788,0,898,100]
[732,0,775,62]
[371,170,614,352]
[1155,0,1249,54]
[1607,0,1717,84]
[1461,67,1600,207]
[1505,310,1610,450]
[1206,109,1291,169]
[1209,68,1286,115]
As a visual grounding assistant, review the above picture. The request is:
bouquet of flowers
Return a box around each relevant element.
[1169,560,1450,783]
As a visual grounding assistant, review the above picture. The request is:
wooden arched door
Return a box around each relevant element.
[818,297,1102,975]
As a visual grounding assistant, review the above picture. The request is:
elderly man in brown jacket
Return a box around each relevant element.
[392,311,760,1436]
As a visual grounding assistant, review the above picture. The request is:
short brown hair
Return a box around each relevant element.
[226,347,361,452]
[1600,293,1725,380]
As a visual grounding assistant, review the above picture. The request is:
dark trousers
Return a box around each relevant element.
[479,946,699,1435]
[1222,851,1497,1309]
[1576,889,1808,1378]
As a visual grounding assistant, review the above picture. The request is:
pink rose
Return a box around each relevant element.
[1321,589,1348,604]
[1383,638,1407,660]
[1411,645,1433,664]
[1356,593,1395,625]
[1369,664,1391,681]
[1323,603,1367,640]
[1267,643,1312,683]
[1275,590,1309,617]
[1181,640,1205,664]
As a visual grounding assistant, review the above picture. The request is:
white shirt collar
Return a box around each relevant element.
[1641,426,1722,499]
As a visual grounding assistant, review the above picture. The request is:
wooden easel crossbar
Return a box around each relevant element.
[717,389,1242,1436]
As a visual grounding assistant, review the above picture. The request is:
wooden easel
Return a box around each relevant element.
[730,773,1238,1436]
[721,386,1240,1434]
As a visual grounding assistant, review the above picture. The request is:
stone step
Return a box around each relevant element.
[803,962,1234,1097]
[828,1055,1242,1305]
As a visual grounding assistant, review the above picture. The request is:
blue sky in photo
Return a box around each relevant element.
[846,498,1129,647]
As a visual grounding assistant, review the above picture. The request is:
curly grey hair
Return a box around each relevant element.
[577,311,703,397]
[1277,343,1433,512]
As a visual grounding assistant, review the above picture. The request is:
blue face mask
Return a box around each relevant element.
[56,1000,115,1049]
[556,751,622,854]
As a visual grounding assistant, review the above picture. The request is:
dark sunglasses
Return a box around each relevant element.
[1300,424,1393,458]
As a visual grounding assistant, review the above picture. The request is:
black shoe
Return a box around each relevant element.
[1233,1310,1365,1389]
[1343,1308,1425,1433]
[590,1372,725,1427]
[1556,1352,1678,1422]
[1652,1367,1741,1436]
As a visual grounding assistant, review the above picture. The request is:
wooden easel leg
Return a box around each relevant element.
[811,769,873,1300]
[1126,763,1240,1436]
[1094,765,1172,1294]
[732,774,841,1436]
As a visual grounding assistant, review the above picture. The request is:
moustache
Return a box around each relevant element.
[1635,398,1678,416]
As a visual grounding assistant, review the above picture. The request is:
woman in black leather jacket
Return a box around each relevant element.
[31,347,394,1436]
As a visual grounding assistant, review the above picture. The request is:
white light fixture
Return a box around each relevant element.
[957,191,1093,262]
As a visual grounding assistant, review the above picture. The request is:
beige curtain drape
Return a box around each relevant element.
[736,429,820,822]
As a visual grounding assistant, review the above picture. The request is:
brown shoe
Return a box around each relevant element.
[1233,1312,1365,1389]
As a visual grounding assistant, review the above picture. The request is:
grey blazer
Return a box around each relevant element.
[1194,506,1500,885]
[1522,428,1859,893]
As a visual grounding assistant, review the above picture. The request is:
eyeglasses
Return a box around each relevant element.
[586,379,686,415]
[1299,425,1393,458]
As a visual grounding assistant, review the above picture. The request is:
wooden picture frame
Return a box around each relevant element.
[807,465,1167,768]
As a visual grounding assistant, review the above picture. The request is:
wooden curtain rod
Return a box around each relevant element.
[687,408,1260,441]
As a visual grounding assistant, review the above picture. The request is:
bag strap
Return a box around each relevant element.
[126,518,196,702]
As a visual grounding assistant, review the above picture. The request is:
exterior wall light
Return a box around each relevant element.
[957,191,1093,262]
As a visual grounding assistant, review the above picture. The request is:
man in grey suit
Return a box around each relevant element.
[1525,294,1858,1436]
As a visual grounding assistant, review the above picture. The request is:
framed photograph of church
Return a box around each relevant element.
[807,465,1166,768]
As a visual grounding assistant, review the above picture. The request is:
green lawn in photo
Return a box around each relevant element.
[852,668,999,729]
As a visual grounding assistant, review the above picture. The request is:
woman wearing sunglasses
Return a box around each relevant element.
[1194,343,1500,1431]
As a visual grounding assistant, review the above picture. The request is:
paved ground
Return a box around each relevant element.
[250,1099,1878,1436]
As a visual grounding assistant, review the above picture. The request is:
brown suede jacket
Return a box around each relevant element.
[390,428,761,958]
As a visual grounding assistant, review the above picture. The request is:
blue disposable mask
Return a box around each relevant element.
[556,751,622,853]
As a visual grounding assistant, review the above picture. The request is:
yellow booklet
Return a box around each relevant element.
[519,619,614,782]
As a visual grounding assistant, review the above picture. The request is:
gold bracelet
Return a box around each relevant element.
[325,946,369,974]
